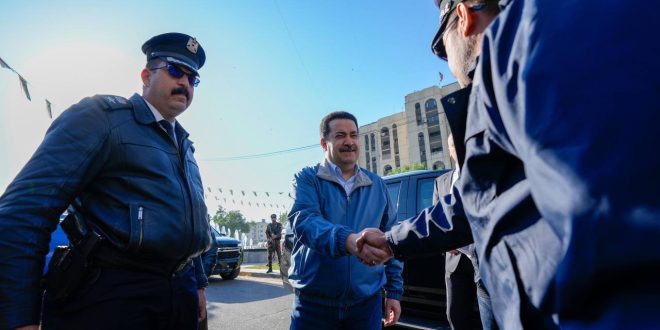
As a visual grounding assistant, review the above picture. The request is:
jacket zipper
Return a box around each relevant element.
[138,206,144,248]
[344,190,352,301]
[176,142,196,273]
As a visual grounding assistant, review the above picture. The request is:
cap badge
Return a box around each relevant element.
[186,37,199,54]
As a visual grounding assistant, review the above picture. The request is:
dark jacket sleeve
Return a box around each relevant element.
[381,185,404,301]
[0,97,112,329]
[193,255,209,288]
[386,183,473,260]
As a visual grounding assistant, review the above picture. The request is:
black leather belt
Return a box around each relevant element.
[93,244,193,278]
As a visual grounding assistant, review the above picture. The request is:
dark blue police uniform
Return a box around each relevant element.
[0,33,211,330]
[462,0,660,328]
[388,0,660,329]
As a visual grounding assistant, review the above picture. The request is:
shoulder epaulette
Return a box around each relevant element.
[94,94,133,111]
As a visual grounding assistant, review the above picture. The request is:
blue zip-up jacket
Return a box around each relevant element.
[0,93,212,329]
[288,160,403,306]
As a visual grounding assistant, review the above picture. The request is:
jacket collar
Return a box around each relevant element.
[441,84,471,168]
[130,93,157,125]
[129,93,191,142]
[316,159,372,192]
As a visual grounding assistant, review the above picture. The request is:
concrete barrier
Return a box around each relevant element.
[243,248,268,264]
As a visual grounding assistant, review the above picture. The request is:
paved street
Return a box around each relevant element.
[206,275,293,330]
[204,272,451,330]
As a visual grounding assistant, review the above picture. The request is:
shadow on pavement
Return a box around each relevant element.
[206,276,290,304]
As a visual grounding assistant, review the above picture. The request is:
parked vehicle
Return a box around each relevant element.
[280,170,480,329]
[279,224,294,291]
[208,227,243,280]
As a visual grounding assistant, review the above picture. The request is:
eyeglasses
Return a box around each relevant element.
[432,2,488,60]
[151,63,200,87]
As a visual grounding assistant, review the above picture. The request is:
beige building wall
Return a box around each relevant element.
[248,219,269,245]
[358,83,460,176]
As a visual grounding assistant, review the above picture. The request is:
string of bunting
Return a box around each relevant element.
[0,56,54,118]
[203,185,294,210]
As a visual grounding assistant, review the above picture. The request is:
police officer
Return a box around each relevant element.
[0,32,212,330]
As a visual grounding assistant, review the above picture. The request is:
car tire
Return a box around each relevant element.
[220,267,240,280]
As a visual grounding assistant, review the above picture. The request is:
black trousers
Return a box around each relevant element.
[268,243,281,267]
[42,266,199,330]
[445,255,477,330]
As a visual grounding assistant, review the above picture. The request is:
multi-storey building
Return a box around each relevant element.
[248,218,269,245]
[358,83,460,176]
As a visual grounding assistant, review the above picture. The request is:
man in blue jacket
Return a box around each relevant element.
[0,32,212,330]
[287,111,403,329]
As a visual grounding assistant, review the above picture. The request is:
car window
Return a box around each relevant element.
[416,177,435,213]
[386,181,401,211]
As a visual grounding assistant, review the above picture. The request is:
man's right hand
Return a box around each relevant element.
[346,228,393,265]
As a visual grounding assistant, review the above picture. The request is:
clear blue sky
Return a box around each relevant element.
[0,0,454,221]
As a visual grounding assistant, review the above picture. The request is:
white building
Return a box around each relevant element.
[358,83,460,176]
[248,219,269,245]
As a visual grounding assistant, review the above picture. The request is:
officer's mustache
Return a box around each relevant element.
[171,87,189,99]
[340,145,357,152]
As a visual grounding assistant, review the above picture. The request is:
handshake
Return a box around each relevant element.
[345,228,393,266]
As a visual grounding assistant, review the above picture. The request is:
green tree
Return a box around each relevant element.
[210,205,250,235]
[278,212,289,228]
[387,163,428,175]
[210,205,227,227]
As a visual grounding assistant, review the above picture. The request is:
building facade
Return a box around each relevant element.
[358,83,460,176]
[248,219,269,245]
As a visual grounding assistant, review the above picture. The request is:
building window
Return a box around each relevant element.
[424,98,443,155]
[370,133,376,152]
[371,157,377,175]
[425,98,437,110]
[392,124,399,154]
[380,127,391,159]
[432,161,445,170]
[392,124,400,168]
[364,135,370,170]
[383,165,393,175]
[415,103,422,126]
[418,132,427,167]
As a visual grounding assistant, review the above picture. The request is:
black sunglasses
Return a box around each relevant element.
[431,3,488,61]
[151,63,200,87]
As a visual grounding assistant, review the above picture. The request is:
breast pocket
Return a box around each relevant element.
[118,126,178,179]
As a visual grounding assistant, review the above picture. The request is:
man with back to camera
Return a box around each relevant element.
[266,213,283,273]
[360,0,660,328]
[287,111,403,329]
[0,32,213,330]
[355,0,501,327]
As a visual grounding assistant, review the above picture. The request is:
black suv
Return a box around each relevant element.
[207,227,243,280]
[280,170,479,329]
[385,170,480,329]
